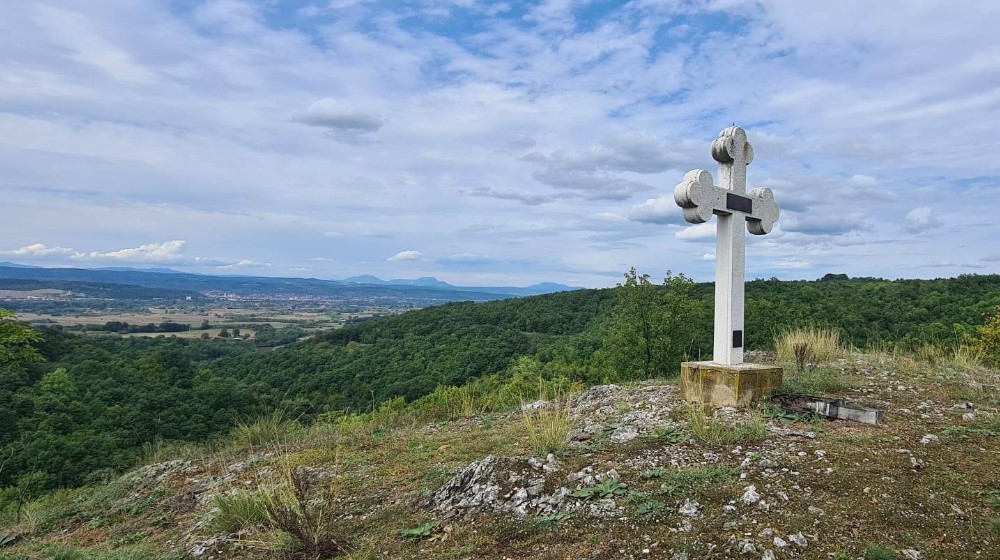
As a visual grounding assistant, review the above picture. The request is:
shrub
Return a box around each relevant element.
[965,305,1000,367]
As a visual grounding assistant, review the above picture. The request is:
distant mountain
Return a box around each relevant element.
[0,262,42,269]
[340,275,578,295]
[0,263,580,305]
[343,274,387,284]
[94,266,186,274]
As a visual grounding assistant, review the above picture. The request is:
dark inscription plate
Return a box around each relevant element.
[726,193,752,214]
[732,330,743,348]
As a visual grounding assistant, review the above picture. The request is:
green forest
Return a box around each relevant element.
[1,273,999,501]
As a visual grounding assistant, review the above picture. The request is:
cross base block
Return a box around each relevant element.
[681,361,783,407]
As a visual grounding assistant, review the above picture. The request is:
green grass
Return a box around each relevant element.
[656,466,735,498]
[231,411,303,450]
[208,491,271,534]
[864,545,897,560]
[686,404,766,446]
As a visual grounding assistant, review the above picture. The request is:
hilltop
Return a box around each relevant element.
[0,273,999,558]
[0,350,997,559]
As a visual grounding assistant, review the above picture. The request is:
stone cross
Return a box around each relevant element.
[673,126,779,365]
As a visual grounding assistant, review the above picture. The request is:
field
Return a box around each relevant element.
[15,307,354,340]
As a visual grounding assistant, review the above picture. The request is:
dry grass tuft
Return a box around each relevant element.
[775,327,845,372]
[521,390,574,455]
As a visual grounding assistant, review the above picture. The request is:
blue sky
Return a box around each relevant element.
[2,0,999,287]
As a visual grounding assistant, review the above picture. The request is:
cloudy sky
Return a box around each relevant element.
[2,0,998,287]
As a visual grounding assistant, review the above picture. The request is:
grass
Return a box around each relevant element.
[520,388,574,455]
[208,491,271,534]
[685,404,766,446]
[231,411,304,450]
[655,466,735,498]
[259,467,349,558]
[775,327,845,372]
[780,364,857,395]
[864,545,898,560]
[5,351,1000,560]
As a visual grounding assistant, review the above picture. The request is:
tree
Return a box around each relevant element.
[0,308,43,369]
[965,305,1000,366]
[596,268,699,381]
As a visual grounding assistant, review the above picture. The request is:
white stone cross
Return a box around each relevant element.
[673,126,779,365]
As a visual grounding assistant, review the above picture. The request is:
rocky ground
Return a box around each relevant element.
[3,353,999,559]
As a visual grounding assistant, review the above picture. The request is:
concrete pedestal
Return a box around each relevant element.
[681,361,783,407]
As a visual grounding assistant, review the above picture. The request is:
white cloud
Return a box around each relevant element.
[292,98,383,133]
[387,250,422,262]
[3,0,1000,286]
[701,252,715,261]
[851,174,877,187]
[628,195,678,225]
[775,259,811,269]
[217,258,271,270]
[76,240,188,263]
[780,213,871,236]
[676,223,716,241]
[1,243,74,257]
[905,207,938,234]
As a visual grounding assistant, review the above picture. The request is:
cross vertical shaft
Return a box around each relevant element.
[712,139,752,365]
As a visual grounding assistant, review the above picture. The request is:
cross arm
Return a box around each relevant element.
[673,170,780,234]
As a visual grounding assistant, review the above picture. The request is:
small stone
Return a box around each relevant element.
[920,434,939,444]
[642,549,650,555]
[723,521,739,530]
[567,429,592,442]
[609,425,639,442]
[962,412,976,422]
[761,551,775,560]
[740,541,758,554]
[788,532,808,548]
[742,485,761,505]
[671,554,689,560]
[902,549,923,560]
[773,537,788,548]
[723,504,737,513]
[758,528,774,538]
[679,499,700,517]
[807,505,825,515]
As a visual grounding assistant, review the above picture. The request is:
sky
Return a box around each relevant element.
[2,0,999,288]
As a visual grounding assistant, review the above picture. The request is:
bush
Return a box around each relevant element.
[965,305,1000,367]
